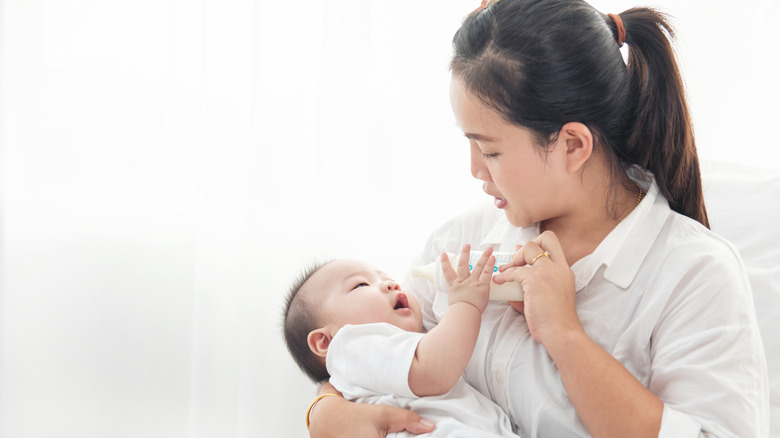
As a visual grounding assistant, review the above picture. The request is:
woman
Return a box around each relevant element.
[307,0,769,436]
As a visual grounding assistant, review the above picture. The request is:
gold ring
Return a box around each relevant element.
[530,252,549,266]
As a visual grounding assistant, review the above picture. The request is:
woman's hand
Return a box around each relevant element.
[308,383,435,438]
[493,230,582,347]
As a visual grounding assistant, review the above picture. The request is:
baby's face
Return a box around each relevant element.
[306,259,423,335]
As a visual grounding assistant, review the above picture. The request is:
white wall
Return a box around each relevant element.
[0,1,777,437]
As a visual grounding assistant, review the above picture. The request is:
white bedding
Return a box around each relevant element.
[702,160,780,435]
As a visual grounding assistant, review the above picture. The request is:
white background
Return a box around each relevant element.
[1,0,778,437]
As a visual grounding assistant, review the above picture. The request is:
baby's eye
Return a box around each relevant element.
[352,282,369,290]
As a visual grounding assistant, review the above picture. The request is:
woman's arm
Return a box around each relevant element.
[407,246,495,396]
[495,232,663,438]
[543,328,663,437]
[308,381,435,438]
[497,229,768,437]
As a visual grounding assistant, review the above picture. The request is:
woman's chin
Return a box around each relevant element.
[503,209,534,229]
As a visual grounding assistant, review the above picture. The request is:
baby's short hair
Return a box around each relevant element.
[281,260,332,383]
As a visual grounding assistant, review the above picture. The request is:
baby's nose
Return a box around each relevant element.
[381,280,400,292]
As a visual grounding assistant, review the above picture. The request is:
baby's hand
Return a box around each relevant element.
[440,245,495,314]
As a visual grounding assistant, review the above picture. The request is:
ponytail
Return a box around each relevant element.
[451,0,710,228]
[618,9,710,227]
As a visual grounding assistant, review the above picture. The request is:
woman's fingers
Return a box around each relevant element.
[310,398,434,438]
[508,300,524,314]
[492,263,530,285]
[521,241,550,267]
[492,238,554,285]
[498,244,525,272]
[375,404,436,435]
[530,230,565,265]
[498,230,566,273]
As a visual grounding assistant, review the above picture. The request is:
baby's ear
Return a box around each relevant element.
[307,328,332,358]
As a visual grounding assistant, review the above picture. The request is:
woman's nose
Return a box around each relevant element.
[470,145,491,182]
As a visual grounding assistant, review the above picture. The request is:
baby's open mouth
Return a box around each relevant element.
[394,293,409,310]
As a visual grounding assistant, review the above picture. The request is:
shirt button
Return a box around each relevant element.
[495,371,504,384]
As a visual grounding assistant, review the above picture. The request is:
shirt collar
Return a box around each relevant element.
[585,167,671,289]
[477,167,672,290]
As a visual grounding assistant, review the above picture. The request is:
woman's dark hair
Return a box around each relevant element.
[281,261,332,383]
[451,0,709,227]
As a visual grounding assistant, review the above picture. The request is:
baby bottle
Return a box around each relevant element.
[410,251,523,301]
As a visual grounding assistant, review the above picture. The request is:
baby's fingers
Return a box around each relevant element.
[469,247,495,282]
[440,252,457,285]
[478,255,496,285]
[456,244,471,279]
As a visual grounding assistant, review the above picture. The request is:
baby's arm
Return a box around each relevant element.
[408,245,494,397]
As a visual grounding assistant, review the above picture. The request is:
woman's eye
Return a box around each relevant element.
[483,152,499,159]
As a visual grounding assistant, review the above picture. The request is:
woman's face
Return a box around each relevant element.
[449,76,565,227]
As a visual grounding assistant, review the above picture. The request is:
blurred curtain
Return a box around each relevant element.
[0,1,474,437]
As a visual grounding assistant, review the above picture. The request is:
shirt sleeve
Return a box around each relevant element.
[650,241,769,437]
[326,323,424,400]
[659,405,709,437]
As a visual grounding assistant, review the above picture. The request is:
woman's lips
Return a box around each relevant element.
[483,184,506,209]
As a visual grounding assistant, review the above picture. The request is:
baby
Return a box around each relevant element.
[281,245,520,437]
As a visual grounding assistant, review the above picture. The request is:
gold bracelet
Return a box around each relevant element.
[305,393,341,430]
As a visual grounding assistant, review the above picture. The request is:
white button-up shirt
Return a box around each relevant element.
[406,169,769,437]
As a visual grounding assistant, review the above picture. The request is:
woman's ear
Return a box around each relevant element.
[558,122,593,173]
[307,328,333,358]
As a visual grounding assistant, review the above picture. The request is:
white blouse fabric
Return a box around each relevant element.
[327,323,519,438]
[406,168,769,437]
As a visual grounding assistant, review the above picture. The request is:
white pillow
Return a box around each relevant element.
[701,159,780,436]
